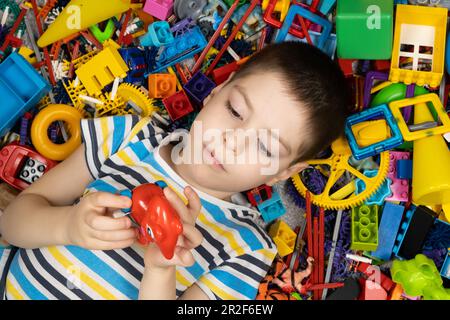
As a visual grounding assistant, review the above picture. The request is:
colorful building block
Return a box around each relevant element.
[147,25,207,74]
[393,206,437,260]
[119,47,147,85]
[391,254,450,300]
[336,0,394,59]
[143,0,174,21]
[355,170,392,205]
[274,4,333,52]
[246,185,272,207]
[388,93,450,142]
[371,202,404,261]
[441,249,450,280]
[385,151,410,202]
[351,205,379,251]
[268,220,296,257]
[389,5,447,88]
[148,74,177,99]
[139,21,174,47]
[0,53,51,137]
[162,90,194,121]
[345,104,403,160]
[183,72,216,106]
[257,191,286,223]
[75,40,129,96]
[396,159,412,180]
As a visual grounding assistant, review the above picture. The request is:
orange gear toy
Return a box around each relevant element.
[291,137,390,210]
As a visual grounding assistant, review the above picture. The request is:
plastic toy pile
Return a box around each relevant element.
[0,0,449,301]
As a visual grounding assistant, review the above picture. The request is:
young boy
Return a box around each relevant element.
[0,41,349,300]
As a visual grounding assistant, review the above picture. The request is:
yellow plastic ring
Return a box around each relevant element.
[31,104,82,161]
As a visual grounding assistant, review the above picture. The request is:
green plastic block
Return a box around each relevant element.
[351,205,379,251]
[337,0,394,59]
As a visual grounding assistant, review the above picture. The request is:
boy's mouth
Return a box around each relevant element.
[203,144,226,172]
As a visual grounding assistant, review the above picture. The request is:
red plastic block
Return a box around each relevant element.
[162,90,194,121]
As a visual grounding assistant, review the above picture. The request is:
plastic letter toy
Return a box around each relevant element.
[345,104,403,160]
[391,254,450,300]
[336,0,394,59]
[389,5,448,87]
[75,40,129,95]
[123,182,183,260]
[37,0,132,47]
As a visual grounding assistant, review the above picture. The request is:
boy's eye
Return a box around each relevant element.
[258,140,272,158]
[226,101,243,120]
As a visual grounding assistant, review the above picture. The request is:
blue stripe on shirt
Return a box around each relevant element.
[65,246,137,300]
[86,179,118,194]
[9,254,48,300]
[112,116,126,153]
[211,269,256,299]
[185,261,205,280]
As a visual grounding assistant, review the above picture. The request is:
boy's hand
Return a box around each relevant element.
[64,192,137,250]
[143,186,203,270]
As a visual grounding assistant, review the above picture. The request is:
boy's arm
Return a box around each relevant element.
[0,144,93,248]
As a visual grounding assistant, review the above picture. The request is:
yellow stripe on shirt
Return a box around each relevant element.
[47,247,117,300]
[6,278,24,300]
[199,276,238,300]
[100,117,111,160]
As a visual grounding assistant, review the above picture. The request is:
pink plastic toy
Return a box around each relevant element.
[143,0,174,21]
[386,151,410,202]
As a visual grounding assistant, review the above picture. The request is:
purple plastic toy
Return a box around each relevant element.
[386,151,411,202]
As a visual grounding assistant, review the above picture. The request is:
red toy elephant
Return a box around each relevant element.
[125,181,183,260]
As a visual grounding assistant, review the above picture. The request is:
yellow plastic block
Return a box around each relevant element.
[18,47,37,64]
[75,40,129,96]
[261,0,290,22]
[389,93,450,141]
[268,220,296,257]
[37,0,132,47]
[443,204,450,222]
[389,5,447,88]
[351,119,391,148]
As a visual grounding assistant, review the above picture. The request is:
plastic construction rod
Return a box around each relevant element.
[191,0,240,75]
[321,209,343,300]
[205,0,259,76]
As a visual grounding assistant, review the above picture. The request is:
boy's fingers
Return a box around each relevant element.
[87,215,131,231]
[91,228,137,242]
[184,186,201,220]
[173,246,195,267]
[181,224,203,249]
[163,187,190,223]
[86,192,132,210]
[91,238,136,251]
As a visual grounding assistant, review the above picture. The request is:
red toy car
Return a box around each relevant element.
[0,143,58,190]
[127,181,183,260]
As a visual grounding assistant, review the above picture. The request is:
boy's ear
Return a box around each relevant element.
[265,162,309,187]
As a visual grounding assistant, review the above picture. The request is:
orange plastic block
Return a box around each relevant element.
[148,73,177,99]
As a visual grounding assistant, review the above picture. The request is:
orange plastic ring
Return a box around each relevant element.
[31,104,82,161]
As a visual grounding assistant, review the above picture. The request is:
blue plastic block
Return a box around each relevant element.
[282,30,337,58]
[147,25,207,74]
[257,191,286,223]
[274,4,333,52]
[355,170,392,205]
[345,104,404,160]
[140,21,174,47]
[441,249,450,280]
[183,72,216,105]
[119,47,146,85]
[371,202,404,261]
[306,0,337,15]
[0,53,51,137]
[397,159,412,180]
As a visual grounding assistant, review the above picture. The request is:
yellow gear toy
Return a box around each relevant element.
[96,92,127,117]
[116,83,157,117]
[291,137,390,210]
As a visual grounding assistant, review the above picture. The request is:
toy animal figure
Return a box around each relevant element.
[124,181,183,260]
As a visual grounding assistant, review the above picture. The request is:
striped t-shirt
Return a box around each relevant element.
[0,115,277,300]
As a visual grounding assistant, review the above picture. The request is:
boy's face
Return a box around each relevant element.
[173,71,309,195]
